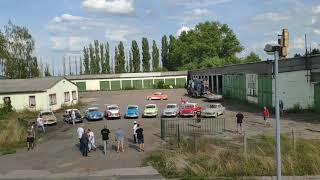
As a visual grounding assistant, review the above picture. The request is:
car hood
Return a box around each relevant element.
[88,111,102,116]
[43,115,56,120]
[202,109,217,113]
[163,108,177,113]
[181,108,193,113]
[108,109,119,114]
[144,108,157,113]
[127,109,138,114]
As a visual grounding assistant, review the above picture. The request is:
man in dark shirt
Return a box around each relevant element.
[236,112,244,134]
[101,125,110,156]
[135,124,144,152]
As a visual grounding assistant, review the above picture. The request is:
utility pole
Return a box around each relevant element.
[274,50,281,180]
[75,56,78,75]
[69,56,72,75]
[63,56,66,76]
[79,56,83,75]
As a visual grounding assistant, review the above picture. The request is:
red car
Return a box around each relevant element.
[178,103,202,117]
[146,92,168,100]
[104,104,121,119]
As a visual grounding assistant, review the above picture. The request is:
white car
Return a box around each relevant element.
[201,103,225,118]
[162,104,179,117]
[39,110,57,125]
[104,104,121,119]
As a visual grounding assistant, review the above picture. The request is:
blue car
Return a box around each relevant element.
[124,105,139,119]
[85,107,103,121]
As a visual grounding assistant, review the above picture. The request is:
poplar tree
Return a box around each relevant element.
[94,40,100,74]
[152,40,159,71]
[161,35,169,71]
[83,47,90,74]
[131,40,140,72]
[114,46,119,73]
[142,37,150,72]
[100,44,105,73]
[89,43,95,74]
[129,50,133,73]
[105,42,110,73]
[118,41,125,73]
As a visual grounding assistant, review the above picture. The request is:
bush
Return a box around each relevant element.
[286,103,302,113]
[154,81,173,89]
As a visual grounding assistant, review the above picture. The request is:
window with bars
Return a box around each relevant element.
[247,74,257,97]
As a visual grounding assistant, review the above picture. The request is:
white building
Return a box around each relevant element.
[0,77,78,111]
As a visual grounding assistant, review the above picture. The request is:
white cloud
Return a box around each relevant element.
[105,26,140,42]
[191,8,210,17]
[253,12,290,22]
[293,36,305,49]
[82,0,134,14]
[314,29,320,35]
[314,5,320,14]
[176,25,191,36]
[53,14,87,23]
[50,36,89,51]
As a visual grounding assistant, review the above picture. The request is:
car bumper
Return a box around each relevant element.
[144,113,157,117]
[44,120,57,125]
[88,117,103,120]
[125,114,138,118]
[180,113,194,117]
[107,115,121,118]
[162,113,177,117]
[201,113,216,117]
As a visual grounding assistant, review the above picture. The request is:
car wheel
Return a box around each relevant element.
[148,97,152,100]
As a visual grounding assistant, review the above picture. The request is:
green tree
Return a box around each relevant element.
[100,43,105,73]
[79,57,83,75]
[114,46,119,73]
[129,50,133,72]
[142,37,150,72]
[243,52,261,63]
[167,35,177,71]
[118,41,125,73]
[30,56,40,77]
[89,43,95,74]
[105,43,110,73]
[294,53,302,58]
[44,63,51,77]
[94,40,100,74]
[0,31,8,60]
[152,40,159,71]
[83,47,90,74]
[161,35,169,70]
[311,48,320,55]
[131,40,140,72]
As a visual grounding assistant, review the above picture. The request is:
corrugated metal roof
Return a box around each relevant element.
[66,71,187,80]
[0,77,65,94]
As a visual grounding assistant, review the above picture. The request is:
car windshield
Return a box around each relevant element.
[88,109,98,112]
[128,106,138,110]
[208,105,218,108]
[184,104,195,108]
[167,105,176,108]
[108,106,119,110]
[42,112,53,116]
[154,92,162,95]
[146,105,156,109]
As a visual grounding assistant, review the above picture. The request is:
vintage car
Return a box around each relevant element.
[178,103,202,117]
[201,103,225,118]
[39,110,57,125]
[162,104,179,117]
[104,104,121,119]
[143,104,158,117]
[124,105,139,118]
[63,109,83,124]
[204,93,224,101]
[84,107,103,121]
[146,92,168,100]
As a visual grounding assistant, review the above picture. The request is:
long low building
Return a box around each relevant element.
[188,55,320,111]
[67,71,187,91]
[0,77,78,111]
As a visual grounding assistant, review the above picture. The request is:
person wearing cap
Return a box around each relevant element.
[133,121,138,144]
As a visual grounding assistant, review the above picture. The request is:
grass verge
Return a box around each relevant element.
[144,135,320,178]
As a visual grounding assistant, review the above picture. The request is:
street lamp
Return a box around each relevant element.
[264,44,281,180]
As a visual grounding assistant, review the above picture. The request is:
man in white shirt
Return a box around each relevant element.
[87,129,96,151]
[37,115,45,133]
[133,121,138,144]
[71,110,76,126]
[77,124,84,144]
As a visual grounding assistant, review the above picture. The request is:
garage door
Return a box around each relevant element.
[100,81,110,91]
[143,79,153,89]
[111,81,121,91]
[165,78,175,86]
[75,82,86,92]
[176,78,186,88]
[122,80,132,90]
[133,80,143,89]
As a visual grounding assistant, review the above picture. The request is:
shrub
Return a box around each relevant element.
[154,81,173,89]
[286,103,302,113]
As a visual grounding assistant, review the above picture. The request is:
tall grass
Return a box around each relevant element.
[144,135,320,178]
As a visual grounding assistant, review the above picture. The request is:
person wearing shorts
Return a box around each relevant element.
[236,112,244,134]
[135,124,144,152]
[115,128,124,153]
[26,126,35,151]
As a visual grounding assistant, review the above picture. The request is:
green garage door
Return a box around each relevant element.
[143,79,153,89]
[165,78,175,86]
[258,75,272,108]
[111,80,121,91]
[100,81,110,91]
[122,80,132,90]
[154,78,164,84]
[314,83,320,112]
[75,82,86,92]
[176,78,186,88]
[133,80,143,89]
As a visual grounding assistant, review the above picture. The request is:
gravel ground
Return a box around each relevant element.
[0,89,319,175]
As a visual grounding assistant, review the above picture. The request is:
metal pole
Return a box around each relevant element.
[274,50,281,180]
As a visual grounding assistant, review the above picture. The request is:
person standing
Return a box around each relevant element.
[263,106,270,127]
[279,100,284,116]
[115,128,124,153]
[236,112,244,134]
[37,115,45,133]
[135,124,144,152]
[101,125,110,156]
[87,129,96,152]
[133,121,138,144]
[71,110,76,126]
[26,124,35,151]
[77,124,84,150]
[80,130,89,157]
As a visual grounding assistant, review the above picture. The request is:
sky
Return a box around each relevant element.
[0,0,320,75]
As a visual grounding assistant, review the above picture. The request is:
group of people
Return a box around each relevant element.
[76,121,145,157]
[65,110,77,126]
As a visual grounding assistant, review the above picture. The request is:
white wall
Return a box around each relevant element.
[0,92,47,111]
[275,70,314,109]
[246,74,258,104]
[46,79,78,111]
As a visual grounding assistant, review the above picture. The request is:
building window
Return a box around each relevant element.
[72,91,77,100]
[29,96,36,107]
[49,94,57,105]
[247,74,257,97]
[64,92,70,102]
[3,97,10,104]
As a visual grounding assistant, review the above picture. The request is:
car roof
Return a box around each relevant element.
[66,109,79,111]
[40,110,53,113]
[166,103,177,106]
[154,92,162,94]
[127,105,138,108]
[88,107,99,110]
[107,104,119,108]
[185,103,196,105]
[146,104,157,107]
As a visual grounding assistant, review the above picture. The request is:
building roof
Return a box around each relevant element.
[66,71,187,80]
[0,77,66,94]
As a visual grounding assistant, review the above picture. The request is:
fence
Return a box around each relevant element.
[160,118,225,140]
